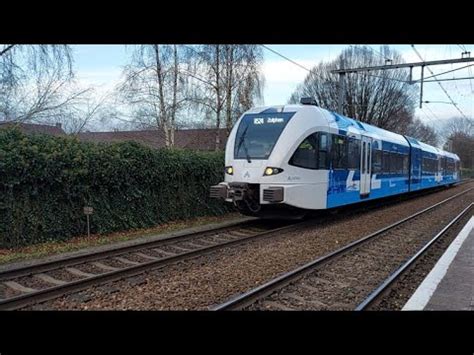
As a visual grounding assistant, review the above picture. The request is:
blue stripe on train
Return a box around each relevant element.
[326,170,458,209]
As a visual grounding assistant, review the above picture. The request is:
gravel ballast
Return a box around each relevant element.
[26,183,474,310]
[246,193,473,310]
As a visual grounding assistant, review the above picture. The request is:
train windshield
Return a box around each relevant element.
[234,112,295,160]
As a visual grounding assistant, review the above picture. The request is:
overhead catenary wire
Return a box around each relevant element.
[420,106,438,125]
[261,45,313,73]
[424,105,441,122]
[260,44,333,87]
[411,45,469,119]
[349,44,391,62]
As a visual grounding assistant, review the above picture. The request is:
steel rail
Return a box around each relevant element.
[0,218,261,281]
[211,187,473,310]
[0,180,470,310]
[0,220,309,310]
[355,202,473,310]
[2,180,468,282]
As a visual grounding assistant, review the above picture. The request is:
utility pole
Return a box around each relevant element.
[337,57,345,114]
[338,72,345,114]
[419,65,424,109]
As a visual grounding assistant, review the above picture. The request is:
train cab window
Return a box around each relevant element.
[373,150,382,173]
[289,133,318,169]
[347,138,360,170]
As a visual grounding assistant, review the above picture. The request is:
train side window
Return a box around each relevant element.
[289,133,318,169]
[447,159,455,173]
[389,152,396,174]
[423,157,437,174]
[382,151,390,174]
[347,138,360,170]
[422,157,432,174]
[403,155,409,174]
[318,133,329,169]
[331,135,348,169]
[390,153,400,174]
[373,150,382,173]
[398,154,404,174]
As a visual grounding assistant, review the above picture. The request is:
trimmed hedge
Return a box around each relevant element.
[461,168,474,179]
[0,128,230,248]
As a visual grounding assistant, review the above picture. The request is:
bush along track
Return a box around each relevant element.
[0,128,231,248]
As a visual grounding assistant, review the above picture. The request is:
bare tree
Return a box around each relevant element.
[289,46,417,132]
[0,44,80,123]
[118,45,189,147]
[441,117,474,169]
[0,44,72,90]
[399,118,439,146]
[188,45,263,150]
[51,88,116,134]
[440,116,474,139]
[222,45,264,134]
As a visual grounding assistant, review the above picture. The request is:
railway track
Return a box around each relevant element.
[0,219,304,310]
[212,187,473,310]
[355,202,473,310]
[0,181,470,310]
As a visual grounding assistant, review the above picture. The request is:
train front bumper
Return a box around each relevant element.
[210,183,230,200]
[210,182,284,204]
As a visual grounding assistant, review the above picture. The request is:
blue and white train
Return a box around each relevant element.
[210,99,461,218]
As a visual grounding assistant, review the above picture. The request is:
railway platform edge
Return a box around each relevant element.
[403,216,474,310]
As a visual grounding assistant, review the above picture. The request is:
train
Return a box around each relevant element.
[210,98,461,218]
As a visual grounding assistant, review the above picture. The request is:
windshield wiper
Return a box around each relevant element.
[236,125,252,163]
[243,141,251,163]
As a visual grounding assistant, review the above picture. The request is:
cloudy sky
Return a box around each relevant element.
[71,44,474,129]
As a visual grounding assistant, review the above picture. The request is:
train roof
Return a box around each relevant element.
[246,105,459,160]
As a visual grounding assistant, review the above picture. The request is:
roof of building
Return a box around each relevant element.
[0,121,66,136]
[76,128,228,151]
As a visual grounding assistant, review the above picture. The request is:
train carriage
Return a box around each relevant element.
[210,100,461,218]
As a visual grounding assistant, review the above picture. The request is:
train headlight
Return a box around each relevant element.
[225,166,234,175]
[264,167,284,176]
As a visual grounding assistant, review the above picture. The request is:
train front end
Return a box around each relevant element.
[210,105,330,218]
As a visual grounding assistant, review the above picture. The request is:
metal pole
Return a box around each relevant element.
[409,66,413,84]
[87,214,90,238]
[330,57,474,74]
[338,73,345,114]
[419,65,424,108]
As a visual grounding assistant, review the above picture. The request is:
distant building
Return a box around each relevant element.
[77,128,228,151]
[0,121,66,136]
[0,121,229,151]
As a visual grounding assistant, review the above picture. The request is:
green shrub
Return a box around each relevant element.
[0,128,230,248]
[461,168,474,179]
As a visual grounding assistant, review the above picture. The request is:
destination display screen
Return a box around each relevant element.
[234,112,295,160]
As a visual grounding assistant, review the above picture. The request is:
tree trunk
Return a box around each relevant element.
[215,45,221,151]
[154,44,169,148]
[225,46,234,137]
[170,44,178,147]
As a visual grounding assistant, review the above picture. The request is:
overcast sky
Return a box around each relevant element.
[71,44,474,129]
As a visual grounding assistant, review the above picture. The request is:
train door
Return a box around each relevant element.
[360,136,372,198]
